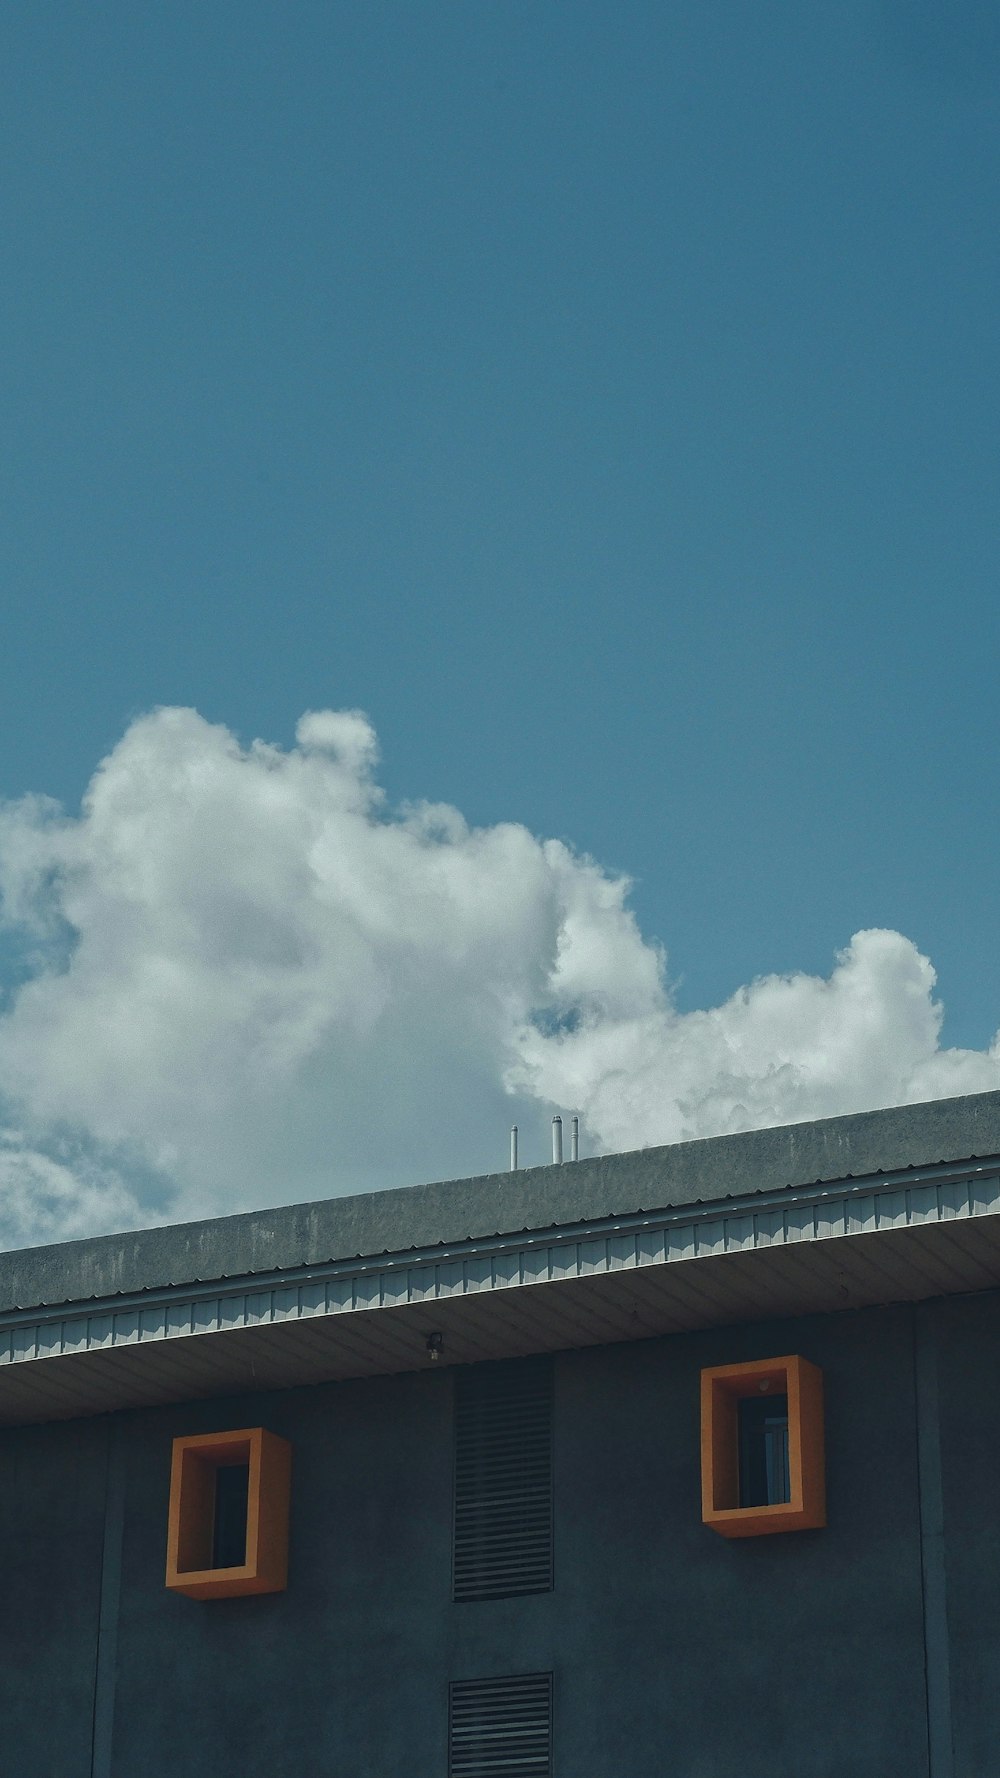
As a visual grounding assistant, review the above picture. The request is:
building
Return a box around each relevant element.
[3,1089,1000,1777]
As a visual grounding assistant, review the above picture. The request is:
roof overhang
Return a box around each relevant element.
[2,1149,1000,1425]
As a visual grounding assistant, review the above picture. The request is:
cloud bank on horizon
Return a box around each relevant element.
[0,706,997,1250]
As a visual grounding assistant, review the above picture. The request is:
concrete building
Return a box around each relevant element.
[4,1089,1000,1777]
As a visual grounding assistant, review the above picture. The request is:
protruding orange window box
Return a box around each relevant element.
[165,1427,291,1599]
[701,1354,825,1538]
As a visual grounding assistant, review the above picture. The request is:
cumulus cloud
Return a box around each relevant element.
[0,704,996,1248]
[0,1133,144,1251]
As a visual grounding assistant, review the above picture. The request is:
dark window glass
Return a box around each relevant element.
[738,1394,790,1507]
[212,1463,249,1568]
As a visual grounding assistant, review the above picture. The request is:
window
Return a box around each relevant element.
[700,1355,824,1538]
[449,1673,553,1778]
[738,1393,790,1507]
[165,1426,291,1599]
[453,1357,553,1602]
[212,1461,250,1568]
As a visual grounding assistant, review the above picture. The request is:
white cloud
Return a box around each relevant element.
[511,926,1000,1153]
[0,1132,144,1251]
[0,704,996,1248]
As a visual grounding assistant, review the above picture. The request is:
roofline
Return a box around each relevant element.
[4,1088,1000,1316]
[1,1149,994,1336]
[4,1140,1000,1427]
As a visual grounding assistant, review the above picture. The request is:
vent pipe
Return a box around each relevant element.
[551,1115,563,1164]
[510,1125,518,1172]
[570,1115,579,1162]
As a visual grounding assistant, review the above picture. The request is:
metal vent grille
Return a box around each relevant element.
[449,1673,553,1778]
[453,1358,553,1603]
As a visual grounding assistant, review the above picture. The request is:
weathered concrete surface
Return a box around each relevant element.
[0,1414,109,1777]
[4,1291,985,1778]
[4,1089,1000,1312]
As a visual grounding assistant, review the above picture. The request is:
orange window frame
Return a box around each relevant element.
[700,1354,825,1539]
[165,1426,291,1599]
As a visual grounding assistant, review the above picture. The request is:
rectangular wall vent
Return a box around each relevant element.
[453,1357,553,1603]
[448,1673,553,1778]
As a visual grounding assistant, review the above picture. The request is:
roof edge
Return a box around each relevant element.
[3,1088,1000,1313]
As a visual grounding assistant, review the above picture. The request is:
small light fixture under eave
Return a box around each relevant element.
[426,1331,444,1363]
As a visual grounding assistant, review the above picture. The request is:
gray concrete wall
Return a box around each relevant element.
[0,1415,110,1778]
[932,1292,1000,1778]
[2,1292,998,1777]
[6,1087,1000,1311]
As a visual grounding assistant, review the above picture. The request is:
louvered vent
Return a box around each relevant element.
[453,1358,553,1603]
[449,1673,553,1778]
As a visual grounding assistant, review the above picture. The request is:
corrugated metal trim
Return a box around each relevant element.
[4,1154,997,1317]
[449,1673,553,1778]
[453,1358,553,1602]
[12,1090,998,1313]
[1,1160,998,1373]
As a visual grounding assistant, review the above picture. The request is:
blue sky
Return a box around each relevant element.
[0,4,998,1240]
